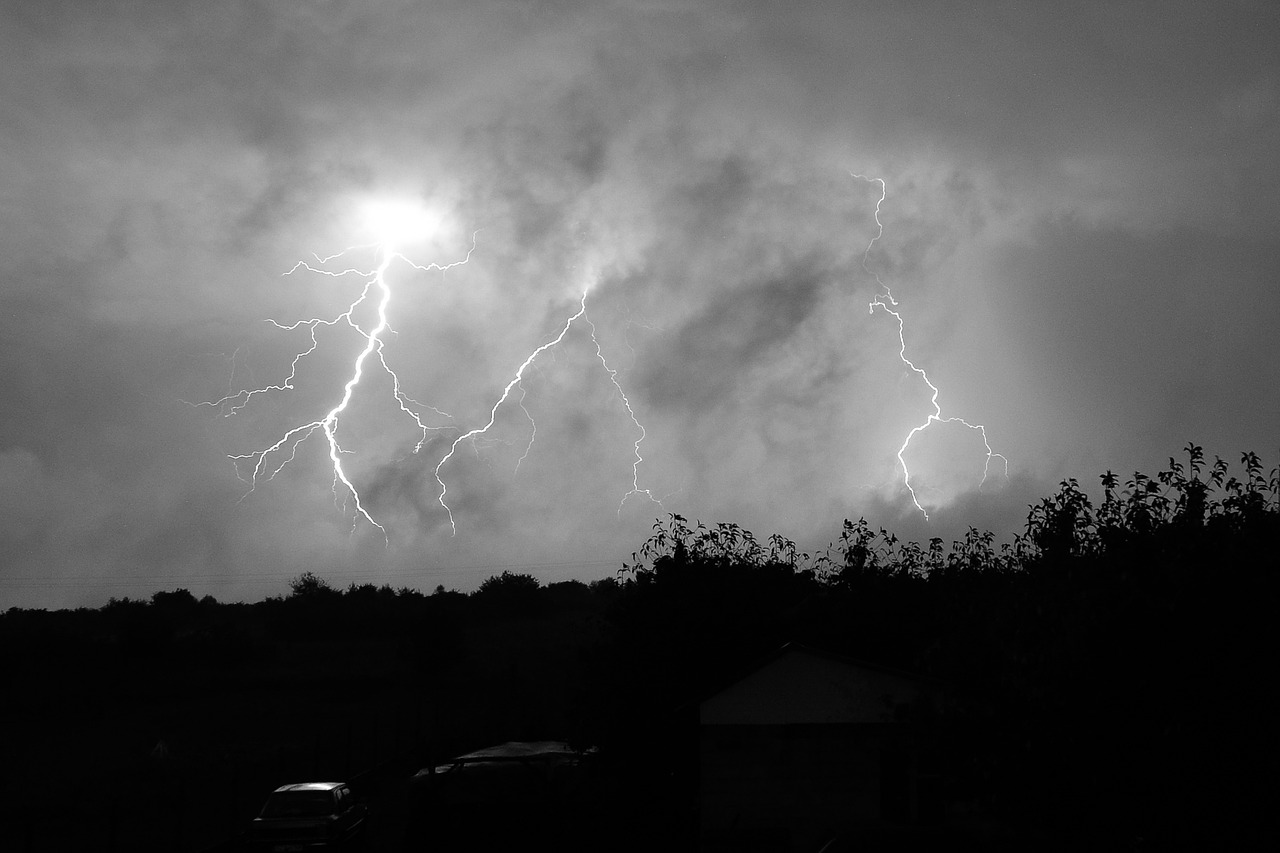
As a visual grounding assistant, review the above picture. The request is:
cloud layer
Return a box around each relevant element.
[3,0,1278,606]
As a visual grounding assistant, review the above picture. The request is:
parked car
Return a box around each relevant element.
[246,781,367,851]
[407,741,597,849]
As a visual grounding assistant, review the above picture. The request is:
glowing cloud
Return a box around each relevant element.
[356,196,445,250]
[194,204,661,539]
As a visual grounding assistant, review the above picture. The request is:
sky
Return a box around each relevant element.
[3,0,1278,608]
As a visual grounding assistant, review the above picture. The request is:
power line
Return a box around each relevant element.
[0,558,624,589]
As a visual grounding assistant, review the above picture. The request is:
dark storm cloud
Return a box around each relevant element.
[984,219,1280,470]
[644,261,832,411]
[3,0,1278,606]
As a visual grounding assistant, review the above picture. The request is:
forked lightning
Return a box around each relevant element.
[854,174,1008,519]
[193,209,659,539]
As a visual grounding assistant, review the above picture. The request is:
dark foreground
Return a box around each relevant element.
[4,450,1278,849]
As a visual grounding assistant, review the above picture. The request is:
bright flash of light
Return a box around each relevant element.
[193,202,662,539]
[357,196,445,250]
[853,174,1008,519]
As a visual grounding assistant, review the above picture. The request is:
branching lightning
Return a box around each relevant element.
[191,239,475,542]
[433,289,663,533]
[198,174,989,534]
[194,209,660,539]
[854,174,1008,519]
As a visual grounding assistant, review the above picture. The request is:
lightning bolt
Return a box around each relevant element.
[433,288,663,533]
[854,173,1008,519]
[191,237,476,542]
[586,312,665,516]
[196,222,661,538]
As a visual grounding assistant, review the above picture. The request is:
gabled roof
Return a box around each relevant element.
[748,642,940,680]
[699,642,941,726]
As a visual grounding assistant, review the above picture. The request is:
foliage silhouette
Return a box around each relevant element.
[287,570,336,598]
[608,446,1278,846]
[1,444,1275,848]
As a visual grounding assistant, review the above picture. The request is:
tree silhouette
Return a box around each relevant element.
[2,443,1275,848]
[287,570,336,598]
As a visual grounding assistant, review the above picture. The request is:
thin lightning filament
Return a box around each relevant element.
[854,173,1008,519]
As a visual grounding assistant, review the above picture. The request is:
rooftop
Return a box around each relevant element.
[272,782,343,793]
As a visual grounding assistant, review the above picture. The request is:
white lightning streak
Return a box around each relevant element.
[854,173,1008,519]
[193,236,476,541]
[433,289,662,532]
[197,221,663,540]
[584,313,664,515]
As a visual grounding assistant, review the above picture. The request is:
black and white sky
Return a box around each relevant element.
[3,0,1278,608]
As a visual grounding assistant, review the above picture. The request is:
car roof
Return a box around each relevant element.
[453,741,582,761]
[271,782,344,793]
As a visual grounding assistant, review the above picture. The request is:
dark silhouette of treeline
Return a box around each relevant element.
[1,444,1276,849]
